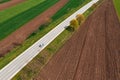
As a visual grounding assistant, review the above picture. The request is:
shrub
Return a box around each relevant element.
[70,19,79,30]
[76,14,85,25]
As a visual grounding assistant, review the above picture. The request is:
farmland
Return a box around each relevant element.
[0,0,59,40]
[0,0,25,10]
[0,0,69,68]
[0,0,89,54]
[113,0,120,19]
[0,0,94,79]
[52,0,86,20]
[0,0,9,3]
[0,0,45,23]
[35,0,120,80]
[0,0,119,80]
[11,0,99,80]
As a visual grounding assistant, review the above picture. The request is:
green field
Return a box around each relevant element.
[113,0,120,19]
[0,0,45,23]
[0,0,10,3]
[0,0,59,40]
[52,0,86,20]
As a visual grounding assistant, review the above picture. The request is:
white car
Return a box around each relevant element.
[39,43,44,47]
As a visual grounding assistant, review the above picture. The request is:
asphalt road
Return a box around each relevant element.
[0,0,99,80]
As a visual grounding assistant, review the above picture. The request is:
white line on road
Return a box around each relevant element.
[0,0,99,80]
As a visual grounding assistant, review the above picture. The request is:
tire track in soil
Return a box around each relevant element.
[105,0,120,79]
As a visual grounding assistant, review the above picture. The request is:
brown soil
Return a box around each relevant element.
[0,0,68,56]
[0,0,25,11]
[34,0,120,80]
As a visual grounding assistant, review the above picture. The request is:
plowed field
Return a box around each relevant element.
[35,0,120,80]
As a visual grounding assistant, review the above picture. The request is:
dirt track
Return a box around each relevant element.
[35,0,120,80]
[0,0,68,56]
[0,0,25,11]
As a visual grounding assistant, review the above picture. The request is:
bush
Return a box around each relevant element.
[76,14,85,25]
[70,19,79,30]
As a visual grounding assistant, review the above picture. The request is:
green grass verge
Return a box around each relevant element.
[0,0,45,23]
[113,0,120,19]
[0,0,10,3]
[0,0,59,40]
[0,0,90,71]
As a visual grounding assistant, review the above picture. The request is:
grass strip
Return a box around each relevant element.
[113,0,120,19]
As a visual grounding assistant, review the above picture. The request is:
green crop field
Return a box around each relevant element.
[113,0,120,19]
[0,0,45,23]
[52,0,85,20]
[0,0,10,3]
[0,0,59,40]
